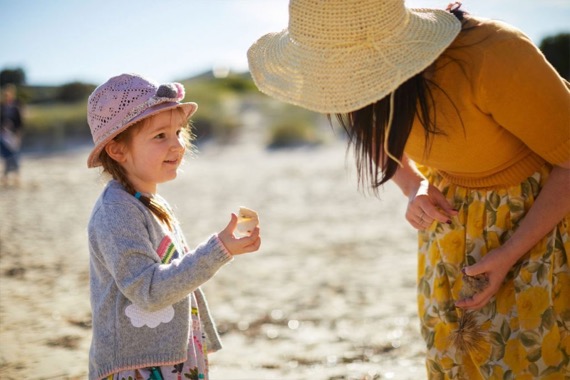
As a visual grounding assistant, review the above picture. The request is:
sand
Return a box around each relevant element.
[0,138,426,380]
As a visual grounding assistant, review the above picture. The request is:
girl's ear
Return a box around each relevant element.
[105,140,127,163]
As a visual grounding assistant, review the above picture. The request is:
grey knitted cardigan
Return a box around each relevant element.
[88,180,232,380]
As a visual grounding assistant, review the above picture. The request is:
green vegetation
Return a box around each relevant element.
[0,70,267,152]
[24,101,90,151]
[0,68,25,86]
[264,103,326,149]
[539,33,569,80]
[180,72,255,144]
[26,102,88,130]
[57,82,97,103]
[5,30,565,153]
[3,69,321,152]
[267,118,321,149]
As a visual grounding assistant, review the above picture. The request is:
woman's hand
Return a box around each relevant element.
[217,213,261,255]
[457,163,570,310]
[455,246,513,310]
[390,155,457,230]
[406,179,458,230]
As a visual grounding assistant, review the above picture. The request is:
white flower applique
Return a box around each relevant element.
[125,303,174,328]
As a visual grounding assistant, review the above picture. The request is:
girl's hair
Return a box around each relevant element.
[334,8,468,193]
[99,108,194,230]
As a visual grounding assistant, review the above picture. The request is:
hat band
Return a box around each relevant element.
[121,96,165,128]
[94,96,170,146]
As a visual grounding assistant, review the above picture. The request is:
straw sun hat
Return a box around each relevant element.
[86,73,197,168]
[247,0,462,114]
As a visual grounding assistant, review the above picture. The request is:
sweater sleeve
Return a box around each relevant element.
[478,30,570,164]
[89,200,233,312]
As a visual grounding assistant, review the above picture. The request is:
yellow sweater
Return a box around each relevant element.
[404,16,570,189]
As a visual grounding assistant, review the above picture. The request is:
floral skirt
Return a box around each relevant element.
[107,302,208,380]
[417,166,570,379]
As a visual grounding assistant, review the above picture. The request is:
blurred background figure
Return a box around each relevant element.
[0,83,24,187]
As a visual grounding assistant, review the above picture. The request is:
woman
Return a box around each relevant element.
[248,1,569,378]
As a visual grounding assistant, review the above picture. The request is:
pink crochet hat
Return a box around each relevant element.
[86,73,198,168]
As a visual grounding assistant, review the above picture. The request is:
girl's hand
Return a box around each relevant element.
[406,179,457,230]
[217,213,261,255]
[455,246,513,310]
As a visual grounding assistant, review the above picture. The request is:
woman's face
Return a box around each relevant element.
[117,109,187,194]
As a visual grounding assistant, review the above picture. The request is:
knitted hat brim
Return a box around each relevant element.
[87,101,197,168]
[248,8,461,113]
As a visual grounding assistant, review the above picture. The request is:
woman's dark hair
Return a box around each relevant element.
[333,8,467,193]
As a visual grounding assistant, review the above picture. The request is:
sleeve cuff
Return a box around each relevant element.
[209,234,234,264]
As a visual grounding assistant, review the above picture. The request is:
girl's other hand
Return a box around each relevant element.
[217,213,261,255]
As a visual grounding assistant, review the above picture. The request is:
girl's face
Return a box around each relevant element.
[111,109,187,194]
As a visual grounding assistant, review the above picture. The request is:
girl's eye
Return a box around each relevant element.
[154,133,166,139]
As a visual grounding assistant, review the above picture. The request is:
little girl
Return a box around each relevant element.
[86,73,261,380]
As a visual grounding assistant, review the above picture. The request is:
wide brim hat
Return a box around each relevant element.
[247,0,462,114]
[86,73,197,168]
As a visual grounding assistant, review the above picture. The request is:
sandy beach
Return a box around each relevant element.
[0,137,426,380]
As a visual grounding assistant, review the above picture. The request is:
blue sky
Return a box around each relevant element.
[1,0,568,86]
